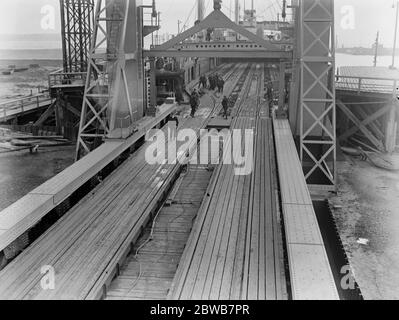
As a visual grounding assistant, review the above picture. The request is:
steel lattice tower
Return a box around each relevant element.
[60,0,95,73]
[298,0,336,190]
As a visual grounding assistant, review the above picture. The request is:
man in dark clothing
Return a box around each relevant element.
[267,85,274,106]
[222,96,229,119]
[209,75,215,90]
[168,112,179,128]
[167,112,179,142]
[199,75,207,89]
[217,77,225,93]
[190,90,199,117]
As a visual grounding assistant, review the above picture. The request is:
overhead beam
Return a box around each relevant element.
[144,49,292,60]
[154,9,281,51]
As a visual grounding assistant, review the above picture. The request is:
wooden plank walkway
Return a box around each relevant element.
[0,63,248,300]
[168,64,287,300]
[168,118,285,300]
[0,103,178,253]
[105,166,213,300]
[273,118,339,300]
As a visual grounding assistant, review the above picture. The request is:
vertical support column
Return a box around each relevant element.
[147,57,158,117]
[278,61,286,113]
[385,81,398,152]
[298,0,336,191]
[288,0,301,132]
[55,90,63,136]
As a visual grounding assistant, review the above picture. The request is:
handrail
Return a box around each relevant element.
[336,75,399,82]
[0,93,53,119]
[335,74,398,95]
[0,93,50,108]
[48,69,87,88]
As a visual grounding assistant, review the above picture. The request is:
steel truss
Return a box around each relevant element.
[149,7,284,55]
[298,0,336,190]
[60,0,94,73]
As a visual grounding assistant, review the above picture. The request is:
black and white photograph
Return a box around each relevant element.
[0,0,398,305]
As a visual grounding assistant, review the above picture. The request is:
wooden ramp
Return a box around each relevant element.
[168,118,286,300]
[273,118,339,300]
[0,63,247,300]
[168,64,287,300]
[105,166,213,300]
[0,104,177,254]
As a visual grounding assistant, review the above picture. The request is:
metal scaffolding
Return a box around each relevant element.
[60,0,95,73]
[76,0,156,160]
[76,0,132,160]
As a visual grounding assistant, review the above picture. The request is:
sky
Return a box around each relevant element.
[0,0,397,48]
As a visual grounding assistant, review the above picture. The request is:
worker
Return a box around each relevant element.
[168,112,179,128]
[222,96,229,119]
[214,0,222,10]
[208,75,215,90]
[190,90,199,117]
[199,74,207,89]
[267,85,274,105]
[217,76,225,94]
[167,112,179,141]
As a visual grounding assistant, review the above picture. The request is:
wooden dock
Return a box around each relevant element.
[168,63,287,300]
[0,63,248,300]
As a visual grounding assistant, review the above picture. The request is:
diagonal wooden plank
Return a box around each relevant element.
[34,102,56,126]
[339,103,392,142]
[337,100,384,151]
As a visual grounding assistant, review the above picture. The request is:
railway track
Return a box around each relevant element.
[104,63,261,300]
[106,62,288,300]
[168,63,287,300]
[0,63,250,300]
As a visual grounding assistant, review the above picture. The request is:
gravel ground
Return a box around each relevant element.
[329,155,399,299]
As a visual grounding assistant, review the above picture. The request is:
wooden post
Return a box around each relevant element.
[385,80,398,152]
[148,57,158,117]
[278,61,286,116]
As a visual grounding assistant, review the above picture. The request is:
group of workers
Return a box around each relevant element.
[188,73,227,118]
[198,73,225,93]
[190,89,230,120]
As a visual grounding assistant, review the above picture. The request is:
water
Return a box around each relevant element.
[0,146,75,211]
[336,53,399,68]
